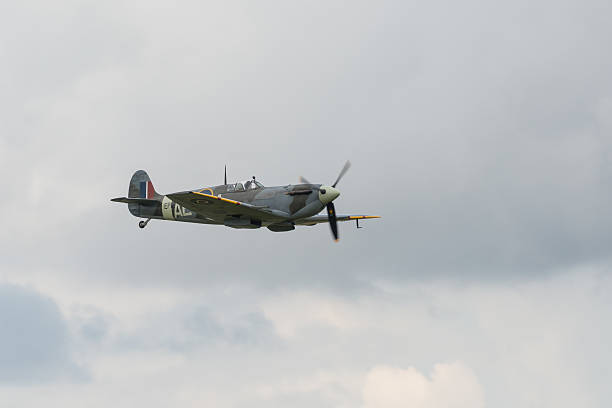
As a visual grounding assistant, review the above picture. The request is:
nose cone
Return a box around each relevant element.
[319,186,340,204]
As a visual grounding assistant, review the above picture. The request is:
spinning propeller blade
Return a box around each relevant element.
[327,202,338,241]
[326,161,351,241]
[332,161,351,188]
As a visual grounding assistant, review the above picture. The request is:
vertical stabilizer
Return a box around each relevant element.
[128,170,160,199]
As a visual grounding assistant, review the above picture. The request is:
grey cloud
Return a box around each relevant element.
[0,284,86,384]
[185,307,277,347]
[78,315,108,343]
[114,303,277,352]
[183,306,225,340]
[70,305,110,344]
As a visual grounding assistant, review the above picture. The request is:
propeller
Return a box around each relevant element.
[299,161,351,241]
[327,202,338,241]
[298,161,351,241]
[328,161,351,241]
[300,161,351,192]
[332,161,351,188]
[299,176,312,185]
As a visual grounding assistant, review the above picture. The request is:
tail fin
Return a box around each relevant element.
[128,170,161,199]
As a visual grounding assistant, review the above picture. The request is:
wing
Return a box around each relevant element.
[166,191,288,222]
[295,214,380,226]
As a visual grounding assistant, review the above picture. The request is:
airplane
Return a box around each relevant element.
[111,162,379,241]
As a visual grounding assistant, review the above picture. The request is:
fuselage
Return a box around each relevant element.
[129,182,338,229]
[112,166,378,239]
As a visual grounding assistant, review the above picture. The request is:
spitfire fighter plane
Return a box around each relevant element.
[111,162,379,241]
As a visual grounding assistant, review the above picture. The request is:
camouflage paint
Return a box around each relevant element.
[112,170,378,231]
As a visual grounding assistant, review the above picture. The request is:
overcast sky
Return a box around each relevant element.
[1,1,612,407]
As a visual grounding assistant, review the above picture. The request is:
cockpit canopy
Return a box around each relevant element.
[226,180,264,192]
[244,180,264,190]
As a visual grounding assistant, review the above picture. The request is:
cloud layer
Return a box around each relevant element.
[1,0,611,406]
[0,285,84,383]
[363,363,484,408]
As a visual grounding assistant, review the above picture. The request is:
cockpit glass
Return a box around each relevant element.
[226,181,261,192]
[244,180,264,190]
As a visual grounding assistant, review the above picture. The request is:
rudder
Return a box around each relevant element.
[128,170,160,199]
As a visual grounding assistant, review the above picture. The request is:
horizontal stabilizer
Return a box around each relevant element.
[111,197,159,205]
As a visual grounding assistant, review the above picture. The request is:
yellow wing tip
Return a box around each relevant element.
[348,215,381,220]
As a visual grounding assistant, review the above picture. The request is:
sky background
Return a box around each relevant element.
[1,1,612,407]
